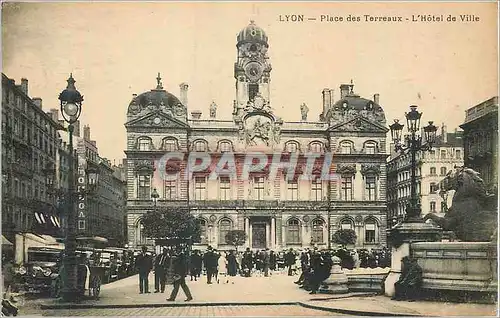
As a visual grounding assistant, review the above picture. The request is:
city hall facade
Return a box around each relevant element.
[125,21,389,250]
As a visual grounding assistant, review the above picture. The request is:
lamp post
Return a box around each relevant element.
[58,74,84,301]
[384,104,441,297]
[389,105,438,222]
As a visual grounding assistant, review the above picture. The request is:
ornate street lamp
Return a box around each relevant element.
[58,73,84,301]
[86,166,99,193]
[389,105,437,222]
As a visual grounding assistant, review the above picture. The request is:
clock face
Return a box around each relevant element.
[245,62,263,83]
[153,117,161,125]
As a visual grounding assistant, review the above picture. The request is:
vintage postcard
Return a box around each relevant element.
[1,1,498,317]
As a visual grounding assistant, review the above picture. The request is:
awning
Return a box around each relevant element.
[2,235,13,246]
[40,235,58,244]
[23,233,49,244]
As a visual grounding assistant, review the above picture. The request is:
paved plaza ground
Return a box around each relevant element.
[17,271,498,316]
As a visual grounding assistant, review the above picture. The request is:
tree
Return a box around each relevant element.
[224,230,247,251]
[141,207,201,244]
[332,229,357,248]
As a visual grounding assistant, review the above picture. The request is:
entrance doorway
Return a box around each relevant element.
[252,223,266,249]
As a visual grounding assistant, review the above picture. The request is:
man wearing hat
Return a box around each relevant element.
[203,246,218,284]
[135,245,153,294]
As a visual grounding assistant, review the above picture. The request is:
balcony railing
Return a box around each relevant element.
[127,199,330,210]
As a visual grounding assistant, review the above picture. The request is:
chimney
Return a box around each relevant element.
[322,89,331,115]
[50,108,59,121]
[191,110,202,120]
[340,84,350,99]
[83,125,91,140]
[32,97,42,108]
[73,120,81,137]
[179,83,188,107]
[374,93,380,105]
[20,78,28,94]
[442,123,447,143]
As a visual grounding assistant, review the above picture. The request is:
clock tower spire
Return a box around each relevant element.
[234,21,272,112]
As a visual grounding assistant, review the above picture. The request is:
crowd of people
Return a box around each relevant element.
[133,244,392,301]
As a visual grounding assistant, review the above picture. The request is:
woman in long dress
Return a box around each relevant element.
[217,252,228,284]
[226,250,238,284]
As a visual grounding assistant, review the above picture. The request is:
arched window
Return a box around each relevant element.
[218,219,232,244]
[219,140,232,153]
[430,167,436,176]
[309,142,323,153]
[162,138,178,151]
[192,140,208,152]
[285,141,300,153]
[364,219,378,243]
[136,221,146,245]
[340,218,354,230]
[364,141,377,154]
[197,219,207,244]
[287,219,301,244]
[440,167,447,176]
[340,141,353,154]
[311,219,324,243]
[138,137,152,151]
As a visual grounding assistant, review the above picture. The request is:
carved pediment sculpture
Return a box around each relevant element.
[134,159,155,174]
[361,163,381,176]
[336,163,357,175]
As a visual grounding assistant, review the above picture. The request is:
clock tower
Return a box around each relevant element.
[234,21,272,113]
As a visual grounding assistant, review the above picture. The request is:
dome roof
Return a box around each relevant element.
[127,73,186,118]
[237,20,268,47]
[332,95,381,112]
[133,89,182,108]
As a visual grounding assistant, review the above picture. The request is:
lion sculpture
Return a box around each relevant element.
[424,166,497,242]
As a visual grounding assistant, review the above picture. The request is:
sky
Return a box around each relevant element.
[2,2,498,163]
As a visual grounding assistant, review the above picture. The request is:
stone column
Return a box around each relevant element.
[265,222,270,249]
[245,217,250,247]
[271,217,276,249]
[301,223,308,247]
[249,222,253,249]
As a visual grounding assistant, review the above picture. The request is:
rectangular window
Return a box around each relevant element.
[194,176,206,200]
[430,201,436,212]
[219,177,231,200]
[137,175,151,199]
[311,178,323,201]
[287,180,298,200]
[163,180,176,200]
[253,176,265,200]
[430,183,438,193]
[341,176,353,201]
[365,144,376,154]
[341,144,352,154]
[365,176,377,201]
[429,150,436,158]
[78,220,86,230]
[138,139,150,151]
[440,150,447,159]
[455,149,461,158]
[365,223,376,243]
